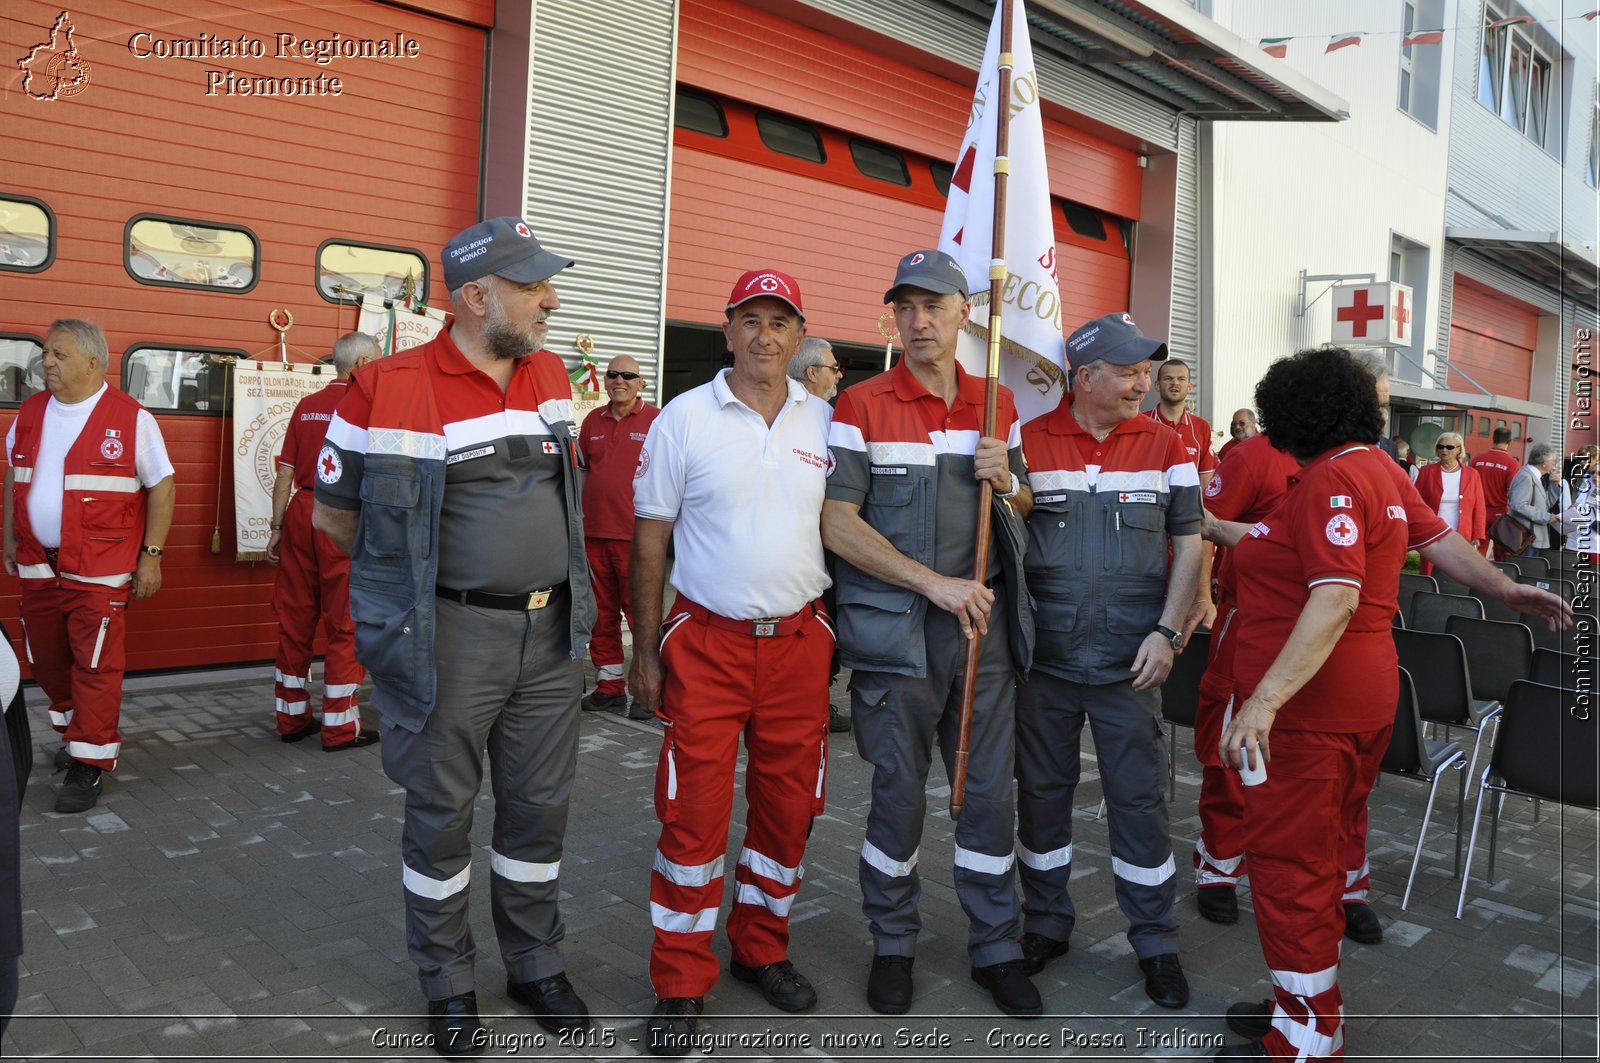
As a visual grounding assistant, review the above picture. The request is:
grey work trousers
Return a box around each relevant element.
[850,591,1024,967]
[378,593,582,1001]
[1015,671,1179,959]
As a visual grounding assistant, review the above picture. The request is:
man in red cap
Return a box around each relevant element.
[630,268,834,1055]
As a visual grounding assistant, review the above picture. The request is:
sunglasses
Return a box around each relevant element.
[1436,444,1458,451]
[606,370,641,381]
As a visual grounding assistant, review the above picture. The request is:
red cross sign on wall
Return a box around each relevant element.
[1329,281,1413,348]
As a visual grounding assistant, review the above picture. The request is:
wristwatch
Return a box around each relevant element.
[141,545,164,558]
[996,471,1019,499]
[1154,624,1183,650]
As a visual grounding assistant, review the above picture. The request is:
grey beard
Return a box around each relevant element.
[484,320,535,361]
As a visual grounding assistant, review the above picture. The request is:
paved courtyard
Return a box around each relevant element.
[2,662,1596,1061]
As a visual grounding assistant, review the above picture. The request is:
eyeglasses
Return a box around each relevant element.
[815,364,844,376]
[1435,444,1458,451]
[606,370,641,381]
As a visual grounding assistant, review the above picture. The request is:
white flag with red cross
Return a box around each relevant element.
[1330,281,1414,348]
[937,0,1067,424]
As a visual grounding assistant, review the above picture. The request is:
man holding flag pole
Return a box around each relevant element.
[823,0,1054,1019]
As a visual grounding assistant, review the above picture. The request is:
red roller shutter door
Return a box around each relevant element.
[1448,275,1536,460]
[668,0,1140,346]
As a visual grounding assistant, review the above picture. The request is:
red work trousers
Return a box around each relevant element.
[273,490,364,747]
[1242,725,1389,1061]
[585,537,633,697]
[19,582,128,771]
[1194,608,1372,904]
[648,596,833,999]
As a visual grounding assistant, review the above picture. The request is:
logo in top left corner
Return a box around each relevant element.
[317,445,343,485]
[18,12,92,102]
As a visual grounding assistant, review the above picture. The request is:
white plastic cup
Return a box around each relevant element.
[1239,746,1267,787]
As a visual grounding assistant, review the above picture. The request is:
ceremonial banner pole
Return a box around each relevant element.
[950,0,1017,821]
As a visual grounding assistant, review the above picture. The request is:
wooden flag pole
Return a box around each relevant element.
[950,0,1014,821]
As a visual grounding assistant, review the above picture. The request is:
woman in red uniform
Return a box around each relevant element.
[1207,348,1407,1061]
[1414,431,1486,572]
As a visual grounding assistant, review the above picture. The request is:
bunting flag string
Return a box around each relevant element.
[1255,10,1599,58]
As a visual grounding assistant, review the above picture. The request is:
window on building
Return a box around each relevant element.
[756,112,825,163]
[0,334,43,403]
[1480,416,1492,436]
[1510,421,1523,440]
[126,216,258,291]
[1398,0,1445,127]
[930,160,954,197]
[674,88,727,137]
[850,139,910,185]
[1387,233,1429,384]
[1478,5,1560,152]
[0,196,54,272]
[316,240,428,304]
[1590,98,1600,186]
[122,345,241,414]
[1061,202,1107,240]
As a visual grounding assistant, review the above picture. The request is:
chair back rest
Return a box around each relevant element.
[1490,559,1522,578]
[1493,680,1600,809]
[1531,648,1580,688]
[1381,668,1426,774]
[1409,591,1485,632]
[1443,615,1534,702]
[1514,554,1550,578]
[1392,628,1474,726]
[1434,573,1472,597]
[1398,572,1438,621]
[1517,574,1576,601]
[1160,630,1210,728]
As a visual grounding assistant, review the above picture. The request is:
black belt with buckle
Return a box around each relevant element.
[436,584,558,611]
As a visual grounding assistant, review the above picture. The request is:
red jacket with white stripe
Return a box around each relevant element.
[9,388,148,591]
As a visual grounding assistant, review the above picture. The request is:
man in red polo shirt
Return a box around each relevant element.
[1473,426,1521,550]
[579,354,657,719]
[266,332,381,751]
[1147,359,1217,631]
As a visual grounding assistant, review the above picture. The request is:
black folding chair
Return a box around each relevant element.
[1531,648,1584,688]
[1443,615,1534,704]
[1513,554,1550,578]
[1158,630,1209,801]
[1408,591,1484,632]
[1382,668,1466,909]
[1458,680,1600,917]
[1516,573,1575,601]
[1491,559,1523,578]
[1433,572,1472,598]
[1398,573,1439,624]
[1392,628,1502,858]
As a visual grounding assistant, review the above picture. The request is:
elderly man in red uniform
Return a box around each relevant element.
[579,354,657,719]
[3,319,175,813]
[265,332,381,750]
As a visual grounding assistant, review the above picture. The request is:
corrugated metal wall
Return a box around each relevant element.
[522,0,677,398]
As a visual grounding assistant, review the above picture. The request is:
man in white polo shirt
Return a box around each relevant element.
[629,268,833,1057]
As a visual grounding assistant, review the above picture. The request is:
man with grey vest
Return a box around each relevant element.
[1014,313,1201,1010]
[822,249,1039,1018]
[313,217,595,1056]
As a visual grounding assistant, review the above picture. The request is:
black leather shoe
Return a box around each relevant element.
[507,972,590,1033]
[581,691,627,713]
[1214,1041,1268,1059]
[54,745,72,770]
[1197,887,1240,924]
[626,699,655,720]
[646,996,702,1057]
[970,962,1042,1018]
[730,958,816,1012]
[280,719,321,743]
[323,732,380,752]
[426,992,487,1057]
[1343,902,1383,944]
[1018,932,1069,975]
[1139,953,1190,1008]
[828,705,852,733]
[55,761,102,814]
[1226,999,1271,1040]
[866,955,914,1015]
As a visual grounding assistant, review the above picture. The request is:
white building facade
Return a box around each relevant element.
[1198,0,1598,457]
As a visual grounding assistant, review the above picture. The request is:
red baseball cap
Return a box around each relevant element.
[726,269,805,320]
